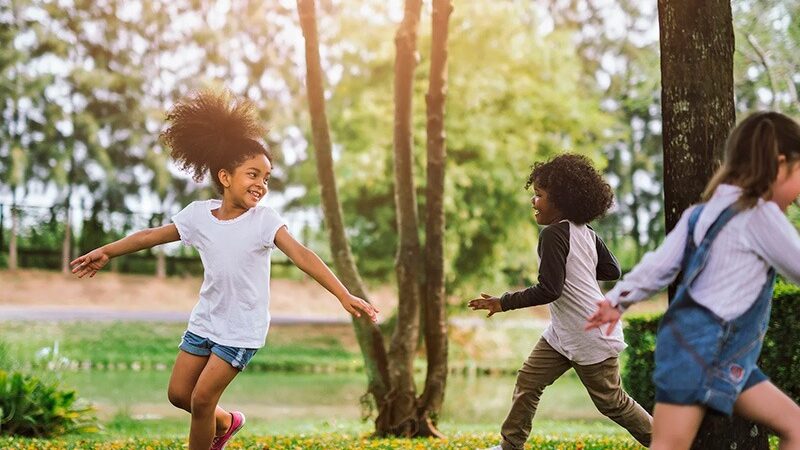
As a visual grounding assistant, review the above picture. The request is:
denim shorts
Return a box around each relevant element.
[179,330,258,371]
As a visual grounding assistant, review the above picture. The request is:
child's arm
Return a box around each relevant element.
[468,223,568,316]
[274,226,379,322]
[747,203,800,284]
[70,224,181,278]
[595,234,621,281]
[604,206,695,311]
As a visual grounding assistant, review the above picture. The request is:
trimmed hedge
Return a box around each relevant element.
[622,281,800,413]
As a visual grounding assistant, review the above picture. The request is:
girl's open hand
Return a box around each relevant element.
[70,248,110,278]
[339,294,379,322]
[468,293,502,317]
[585,299,622,335]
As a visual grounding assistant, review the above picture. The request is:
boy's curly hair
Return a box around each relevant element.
[525,153,614,224]
[160,88,271,193]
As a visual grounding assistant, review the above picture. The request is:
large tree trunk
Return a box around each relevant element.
[658,1,768,448]
[387,0,424,437]
[416,0,452,438]
[296,0,392,432]
[659,0,735,231]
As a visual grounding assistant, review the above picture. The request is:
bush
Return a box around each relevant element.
[621,314,659,413]
[0,369,97,437]
[622,281,800,413]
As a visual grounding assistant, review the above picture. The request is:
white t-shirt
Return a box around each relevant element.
[172,199,286,348]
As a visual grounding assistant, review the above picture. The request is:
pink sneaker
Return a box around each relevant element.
[210,411,245,450]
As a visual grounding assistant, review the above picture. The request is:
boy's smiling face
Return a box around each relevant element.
[531,186,564,225]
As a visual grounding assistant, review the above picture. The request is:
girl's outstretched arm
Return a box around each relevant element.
[70,224,181,278]
[274,226,379,322]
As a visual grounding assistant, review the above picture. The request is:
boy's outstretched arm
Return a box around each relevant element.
[71,224,181,278]
[274,226,378,322]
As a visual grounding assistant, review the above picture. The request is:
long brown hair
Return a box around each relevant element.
[703,111,800,209]
[160,88,271,194]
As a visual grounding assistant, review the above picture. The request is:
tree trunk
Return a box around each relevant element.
[61,204,71,274]
[659,0,735,231]
[658,1,769,448]
[296,0,392,432]
[156,248,166,278]
[386,0,424,436]
[9,204,18,270]
[417,0,452,438]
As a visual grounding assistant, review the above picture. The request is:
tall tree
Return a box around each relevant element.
[296,0,392,434]
[386,0,424,436]
[658,1,768,448]
[418,0,452,431]
[297,0,452,437]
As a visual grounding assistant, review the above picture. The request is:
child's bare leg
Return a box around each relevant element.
[650,403,705,450]
[735,381,800,450]
[188,354,239,450]
[167,351,233,435]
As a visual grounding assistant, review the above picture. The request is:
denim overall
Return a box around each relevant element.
[652,204,776,415]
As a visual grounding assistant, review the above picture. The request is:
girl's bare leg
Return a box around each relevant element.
[735,381,800,450]
[650,403,705,450]
[167,350,233,435]
[188,353,239,450]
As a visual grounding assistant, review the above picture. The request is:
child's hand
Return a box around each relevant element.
[468,293,502,317]
[70,248,110,278]
[585,299,622,335]
[339,294,379,322]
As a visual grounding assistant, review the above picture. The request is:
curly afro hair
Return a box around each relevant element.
[525,153,614,224]
[160,88,271,193]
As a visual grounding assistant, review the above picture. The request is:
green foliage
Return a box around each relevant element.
[0,369,97,437]
[620,314,660,413]
[622,281,800,413]
[760,282,800,404]
[0,432,647,449]
[291,0,615,292]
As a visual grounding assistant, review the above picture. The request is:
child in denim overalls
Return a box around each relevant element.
[587,111,800,450]
[71,89,378,450]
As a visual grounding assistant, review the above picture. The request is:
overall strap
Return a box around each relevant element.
[680,204,740,289]
[680,205,705,270]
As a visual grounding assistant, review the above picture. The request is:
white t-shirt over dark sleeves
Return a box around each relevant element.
[172,199,287,348]
[500,220,626,365]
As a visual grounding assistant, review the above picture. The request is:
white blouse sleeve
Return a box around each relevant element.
[606,206,697,310]
[746,202,800,285]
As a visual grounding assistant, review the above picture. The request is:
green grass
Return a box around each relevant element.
[0,321,361,372]
[0,433,648,449]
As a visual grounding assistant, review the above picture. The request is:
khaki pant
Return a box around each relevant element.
[500,337,652,449]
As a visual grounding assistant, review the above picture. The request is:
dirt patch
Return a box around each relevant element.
[0,269,398,320]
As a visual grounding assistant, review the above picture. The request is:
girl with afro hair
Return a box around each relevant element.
[470,153,652,450]
[70,89,378,450]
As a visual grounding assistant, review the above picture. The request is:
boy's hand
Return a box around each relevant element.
[584,299,622,335]
[339,293,379,322]
[70,248,110,278]
[468,293,502,317]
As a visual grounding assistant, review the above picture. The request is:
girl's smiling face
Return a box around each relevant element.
[219,154,272,209]
[531,186,564,225]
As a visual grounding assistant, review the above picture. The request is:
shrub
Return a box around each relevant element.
[0,369,97,437]
[622,281,800,413]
